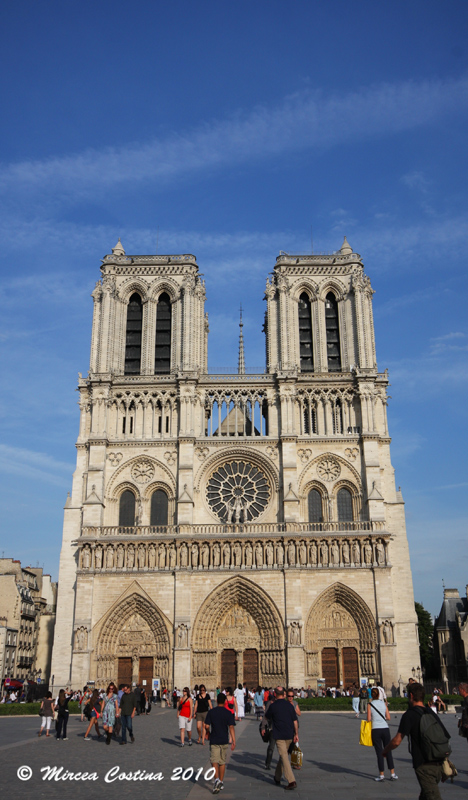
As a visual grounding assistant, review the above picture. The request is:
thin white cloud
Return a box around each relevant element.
[0,445,74,488]
[0,75,467,201]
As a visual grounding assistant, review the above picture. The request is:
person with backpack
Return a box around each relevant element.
[382,682,451,799]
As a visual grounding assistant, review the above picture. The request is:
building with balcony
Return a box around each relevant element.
[0,560,57,683]
[51,237,420,692]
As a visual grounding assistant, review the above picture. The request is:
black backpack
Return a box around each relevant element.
[414,707,451,762]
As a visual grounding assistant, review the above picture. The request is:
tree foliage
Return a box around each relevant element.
[415,601,436,677]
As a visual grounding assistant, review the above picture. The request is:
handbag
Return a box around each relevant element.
[290,743,303,769]
[441,758,457,783]
[359,720,373,746]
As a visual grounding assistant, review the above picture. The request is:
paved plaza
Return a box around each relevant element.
[1,707,467,799]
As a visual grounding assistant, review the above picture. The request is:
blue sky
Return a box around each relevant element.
[1,0,467,616]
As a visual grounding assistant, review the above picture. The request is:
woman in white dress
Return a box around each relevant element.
[234,683,245,719]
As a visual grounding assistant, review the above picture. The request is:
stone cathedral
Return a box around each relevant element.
[51,236,421,692]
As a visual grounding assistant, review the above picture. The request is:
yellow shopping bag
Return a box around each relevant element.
[359,720,373,746]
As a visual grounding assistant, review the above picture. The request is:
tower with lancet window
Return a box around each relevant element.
[51,236,420,695]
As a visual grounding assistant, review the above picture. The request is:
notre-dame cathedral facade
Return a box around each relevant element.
[51,236,420,692]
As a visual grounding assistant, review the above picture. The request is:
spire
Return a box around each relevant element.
[112,237,126,256]
[340,235,352,255]
[238,305,245,375]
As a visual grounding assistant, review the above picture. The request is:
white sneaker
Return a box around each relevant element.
[374,776,384,782]
[390,775,399,781]
[213,779,221,794]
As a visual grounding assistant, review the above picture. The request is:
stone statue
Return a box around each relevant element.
[233,542,242,567]
[138,544,146,568]
[275,542,284,567]
[353,540,361,564]
[169,544,176,569]
[331,541,339,565]
[106,546,114,569]
[376,539,385,566]
[180,543,188,568]
[177,624,188,648]
[382,620,393,644]
[364,541,373,565]
[117,545,124,569]
[320,541,328,566]
[245,542,253,567]
[299,541,307,566]
[191,543,199,568]
[82,547,91,569]
[342,540,350,565]
[158,543,166,569]
[289,622,300,646]
[255,542,263,568]
[127,545,135,569]
[75,627,86,650]
[309,541,317,566]
[288,541,295,566]
[148,544,156,568]
[213,543,220,567]
[201,543,209,568]
[95,547,102,570]
[266,542,274,567]
[222,542,230,567]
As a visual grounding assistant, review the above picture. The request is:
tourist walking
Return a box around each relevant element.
[177,687,194,747]
[193,684,212,745]
[204,692,236,794]
[261,686,299,790]
[55,689,71,740]
[352,684,360,717]
[366,687,398,781]
[80,687,92,722]
[254,686,264,719]
[359,684,369,715]
[261,688,276,770]
[101,682,119,745]
[119,684,136,744]
[38,691,54,737]
[234,683,245,719]
[224,687,238,721]
[458,683,468,742]
[84,689,103,740]
[383,682,451,799]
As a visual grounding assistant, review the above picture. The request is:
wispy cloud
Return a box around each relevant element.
[1,75,467,202]
[429,332,468,355]
[0,445,74,488]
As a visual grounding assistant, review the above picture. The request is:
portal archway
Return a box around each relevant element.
[192,577,285,687]
[94,592,171,686]
[305,583,377,687]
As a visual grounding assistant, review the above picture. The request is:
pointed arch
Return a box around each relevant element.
[192,576,284,652]
[95,591,171,658]
[155,292,172,374]
[124,293,143,374]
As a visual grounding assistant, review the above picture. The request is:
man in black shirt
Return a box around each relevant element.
[262,686,298,790]
[459,683,468,741]
[119,684,136,744]
[382,682,449,799]
[204,693,236,794]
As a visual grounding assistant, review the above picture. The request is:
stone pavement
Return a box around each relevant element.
[1,707,467,799]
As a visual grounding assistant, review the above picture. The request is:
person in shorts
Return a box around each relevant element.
[193,684,212,745]
[177,687,193,747]
[204,693,236,794]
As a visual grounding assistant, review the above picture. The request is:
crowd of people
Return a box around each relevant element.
[27,677,468,797]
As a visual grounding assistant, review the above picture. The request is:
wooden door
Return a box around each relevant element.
[243,649,258,688]
[342,647,359,686]
[139,657,154,689]
[118,657,132,687]
[321,647,338,687]
[221,649,237,689]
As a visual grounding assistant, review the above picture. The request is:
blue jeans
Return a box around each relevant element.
[121,715,134,742]
[56,712,69,739]
[352,697,359,714]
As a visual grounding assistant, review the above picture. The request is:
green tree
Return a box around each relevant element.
[415,602,436,678]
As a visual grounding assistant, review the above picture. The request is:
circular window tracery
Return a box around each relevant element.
[206,461,270,522]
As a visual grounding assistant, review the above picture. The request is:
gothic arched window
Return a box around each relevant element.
[337,487,353,522]
[308,489,323,523]
[119,490,136,526]
[155,293,171,374]
[150,489,168,526]
[124,293,143,375]
[325,292,341,372]
[298,293,314,372]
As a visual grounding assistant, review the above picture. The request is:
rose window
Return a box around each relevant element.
[206,461,270,522]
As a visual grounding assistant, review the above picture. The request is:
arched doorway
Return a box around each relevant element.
[305,583,377,688]
[94,593,171,687]
[192,577,285,687]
